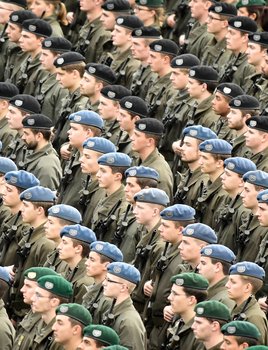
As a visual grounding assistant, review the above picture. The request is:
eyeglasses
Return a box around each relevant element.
[207,14,225,22]
[105,277,124,285]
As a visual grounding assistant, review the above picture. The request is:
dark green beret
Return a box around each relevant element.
[194,300,231,322]
[56,303,92,326]
[83,324,120,345]
[170,272,209,290]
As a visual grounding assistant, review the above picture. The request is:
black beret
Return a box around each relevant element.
[135,118,164,135]
[209,2,237,16]
[189,65,218,83]
[9,94,41,114]
[249,32,268,48]
[115,15,143,30]
[149,39,179,56]
[119,96,148,117]
[229,95,260,110]
[132,26,161,38]
[101,85,131,101]
[246,115,268,133]
[102,0,131,12]
[85,63,116,85]
[216,83,244,98]
[54,52,85,67]
[228,16,257,34]
[0,83,19,100]
[9,10,37,25]
[21,19,52,38]
[22,114,53,129]
[171,54,200,68]
[42,37,72,53]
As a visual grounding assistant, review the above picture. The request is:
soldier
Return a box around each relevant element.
[79,324,120,349]
[13,267,58,350]
[238,170,268,262]
[198,244,235,308]
[134,0,164,28]
[201,3,236,68]
[197,139,232,228]
[117,95,148,156]
[83,241,123,323]
[30,274,73,350]
[160,53,200,164]
[5,10,37,82]
[192,300,231,350]
[130,26,160,99]
[99,85,131,146]
[52,52,89,153]
[227,95,259,157]
[246,116,268,171]
[109,15,143,88]
[38,37,71,124]
[75,0,111,63]
[132,118,173,198]
[101,0,132,32]
[211,83,244,142]
[0,83,18,155]
[44,204,82,273]
[244,32,268,98]
[145,38,177,121]
[0,267,15,349]
[221,321,262,349]
[6,94,41,166]
[0,157,17,223]
[132,188,169,312]
[80,63,116,113]
[58,224,96,303]
[0,170,39,267]
[162,272,209,350]
[226,261,268,344]
[102,262,147,350]
[9,186,56,322]
[144,204,196,348]
[52,303,92,350]
[21,114,62,190]
[91,152,131,242]
[79,137,116,227]
[217,157,256,254]
[16,19,52,95]
[219,16,257,86]
[173,125,217,207]
[116,166,159,263]
[57,110,103,207]
[236,0,266,29]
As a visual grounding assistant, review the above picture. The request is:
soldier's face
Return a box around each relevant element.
[221,336,243,350]
[80,73,98,97]
[6,105,25,130]
[197,256,216,283]
[192,316,213,341]
[148,51,165,74]
[170,69,189,90]
[221,168,243,194]
[80,149,100,175]
[21,128,39,150]
[187,78,204,99]
[240,182,258,210]
[245,128,263,153]
[189,0,211,20]
[111,25,130,47]
[130,129,150,153]
[40,49,57,71]
[167,285,190,314]
[133,201,158,225]
[225,275,249,302]
[30,0,50,17]
[261,53,268,77]
[2,184,21,208]
[96,165,121,189]
[68,123,91,149]
[85,251,108,277]
[100,10,116,31]
[58,236,77,262]
[98,96,119,120]
[80,0,97,12]
[134,5,155,24]
[117,108,137,133]
[21,200,39,225]
[212,92,230,116]
[52,315,76,345]
[226,28,247,53]
[256,203,268,226]
[79,337,99,350]
[199,152,221,175]
[180,136,200,163]
[226,109,244,131]
[44,216,64,242]
[56,69,75,89]
[237,6,249,16]
[103,272,125,298]
[246,43,265,67]
[159,219,182,244]
[19,30,42,53]
[20,278,38,305]
[178,236,202,263]
[31,286,55,313]
[125,177,142,203]
[206,12,226,34]
[6,22,21,43]
[131,38,150,61]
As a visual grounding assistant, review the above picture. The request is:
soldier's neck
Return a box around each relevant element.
[138,146,155,162]
[105,181,122,196]
[204,334,224,350]
[145,217,160,232]
[86,9,102,22]
[67,255,82,270]
[187,161,200,172]
[157,66,171,78]
[180,308,195,324]
[208,169,223,183]
[41,309,56,325]
[214,29,227,43]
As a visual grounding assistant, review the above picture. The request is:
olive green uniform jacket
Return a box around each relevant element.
[201,37,232,71]
[30,317,63,350]
[255,233,268,296]
[145,72,175,121]
[130,64,156,99]
[187,21,213,60]
[6,133,27,167]
[189,95,219,129]
[4,42,28,82]
[137,148,173,199]
[0,117,16,156]
[243,73,265,98]
[213,116,236,143]
[23,143,62,191]
[43,249,68,274]
[0,33,10,81]
[0,299,15,350]
[102,119,122,146]
[249,146,268,172]
[208,277,235,309]
[62,257,94,304]
[231,133,249,157]
[75,17,111,63]
[91,184,128,242]
[108,297,147,350]
[13,311,41,350]
[44,15,64,37]
[231,297,268,345]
